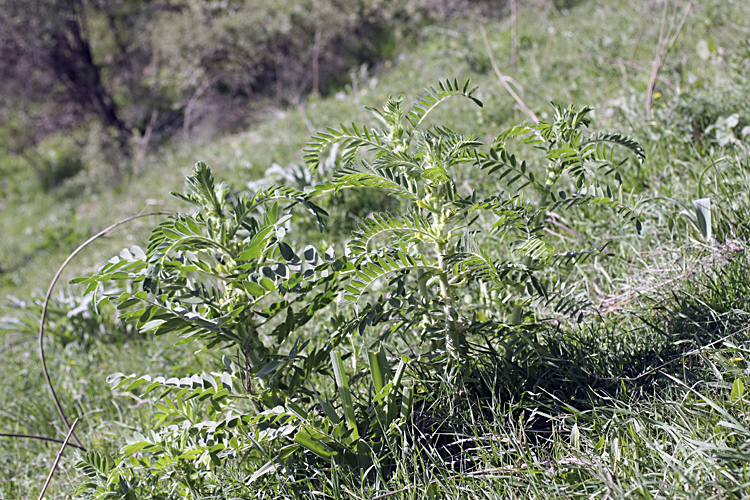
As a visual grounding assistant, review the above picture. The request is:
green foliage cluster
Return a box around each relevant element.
[0,0,494,191]
[5,1,750,498]
[65,80,646,497]
[654,83,750,151]
[0,117,86,192]
[149,0,416,103]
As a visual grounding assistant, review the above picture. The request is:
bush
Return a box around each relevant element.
[69,80,645,497]
[33,134,86,191]
[148,0,496,132]
[0,117,86,192]
[654,83,750,151]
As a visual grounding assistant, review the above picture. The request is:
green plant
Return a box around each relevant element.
[73,346,414,497]
[654,83,750,152]
[73,163,341,408]
[306,80,644,359]
[7,1,750,496]
[74,369,244,499]
[68,80,646,497]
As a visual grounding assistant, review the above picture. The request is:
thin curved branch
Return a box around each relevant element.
[0,432,86,451]
[37,418,80,500]
[646,0,692,119]
[480,26,538,124]
[39,211,169,450]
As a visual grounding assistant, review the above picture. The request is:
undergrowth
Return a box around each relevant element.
[2,0,750,498]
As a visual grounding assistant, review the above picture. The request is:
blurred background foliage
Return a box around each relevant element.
[0,0,496,188]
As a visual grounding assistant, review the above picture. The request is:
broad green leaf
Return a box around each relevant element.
[244,281,267,297]
[294,428,336,460]
[260,277,276,292]
[731,378,746,402]
[368,349,387,394]
[249,460,277,484]
[279,241,298,262]
[331,351,360,441]
[693,198,712,242]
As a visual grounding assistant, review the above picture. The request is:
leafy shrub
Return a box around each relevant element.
[72,80,644,496]
[0,118,86,191]
[34,135,85,190]
[146,0,497,132]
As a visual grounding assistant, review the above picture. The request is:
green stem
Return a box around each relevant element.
[510,286,526,326]
[510,192,549,326]
[437,252,461,357]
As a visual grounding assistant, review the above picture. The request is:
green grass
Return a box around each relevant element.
[2,0,750,497]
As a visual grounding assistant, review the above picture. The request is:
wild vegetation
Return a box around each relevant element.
[0,0,493,188]
[2,0,750,498]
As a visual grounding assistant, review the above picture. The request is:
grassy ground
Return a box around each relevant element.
[2,0,750,498]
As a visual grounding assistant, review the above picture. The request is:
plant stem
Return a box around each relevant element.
[510,192,548,325]
[437,252,461,357]
[510,289,526,326]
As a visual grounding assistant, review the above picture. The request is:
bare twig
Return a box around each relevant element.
[39,211,169,450]
[131,108,158,190]
[646,0,692,119]
[668,0,693,49]
[630,0,657,62]
[646,0,669,120]
[503,75,528,99]
[0,432,86,451]
[598,57,673,86]
[480,26,538,124]
[37,418,80,500]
